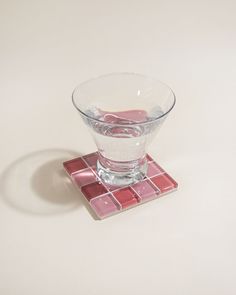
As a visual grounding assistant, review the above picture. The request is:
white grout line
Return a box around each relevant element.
[129,186,142,202]
[109,192,122,209]
[147,177,162,194]
[80,156,90,168]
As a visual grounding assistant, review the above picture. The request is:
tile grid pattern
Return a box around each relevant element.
[63,152,177,219]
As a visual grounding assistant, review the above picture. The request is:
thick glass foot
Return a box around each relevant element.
[96,158,147,186]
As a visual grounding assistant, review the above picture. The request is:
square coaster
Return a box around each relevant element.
[82,152,98,167]
[63,153,178,219]
[72,168,97,188]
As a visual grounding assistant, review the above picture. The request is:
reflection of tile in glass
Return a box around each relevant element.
[63,157,87,175]
[131,180,159,201]
[82,153,98,167]
[112,187,139,209]
[147,161,164,177]
[91,194,119,218]
[72,168,97,188]
[150,173,178,193]
[81,181,108,201]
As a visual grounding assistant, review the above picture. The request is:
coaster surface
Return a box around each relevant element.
[63,152,178,219]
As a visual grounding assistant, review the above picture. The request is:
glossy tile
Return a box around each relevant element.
[112,187,139,209]
[131,180,159,201]
[90,194,119,218]
[63,157,87,175]
[81,181,108,201]
[72,168,97,188]
[82,152,98,167]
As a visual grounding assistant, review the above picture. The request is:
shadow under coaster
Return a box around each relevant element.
[63,152,178,219]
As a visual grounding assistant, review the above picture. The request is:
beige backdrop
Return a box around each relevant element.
[0,0,236,294]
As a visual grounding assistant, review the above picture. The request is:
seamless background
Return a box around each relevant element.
[0,0,236,294]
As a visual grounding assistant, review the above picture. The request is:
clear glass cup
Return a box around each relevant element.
[72,73,176,186]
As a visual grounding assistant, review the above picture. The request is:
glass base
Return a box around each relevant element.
[96,159,147,186]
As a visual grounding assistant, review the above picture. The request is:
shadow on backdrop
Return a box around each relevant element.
[0,149,90,216]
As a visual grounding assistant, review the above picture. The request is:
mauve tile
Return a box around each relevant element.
[72,168,97,188]
[63,157,87,175]
[150,173,178,193]
[90,194,119,218]
[147,161,164,177]
[112,187,139,209]
[81,181,108,201]
[82,152,98,167]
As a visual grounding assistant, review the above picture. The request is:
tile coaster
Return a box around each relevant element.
[63,152,178,219]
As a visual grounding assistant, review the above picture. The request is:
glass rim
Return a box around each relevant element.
[72,72,176,126]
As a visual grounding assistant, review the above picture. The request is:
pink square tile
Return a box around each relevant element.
[82,152,98,167]
[81,181,108,201]
[131,180,159,201]
[150,173,178,193]
[72,168,97,188]
[63,157,87,175]
[90,194,119,218]
[112,187,139,209]
[147,161,164,177]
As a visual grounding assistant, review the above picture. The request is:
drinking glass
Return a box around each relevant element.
[72,73,176,186]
